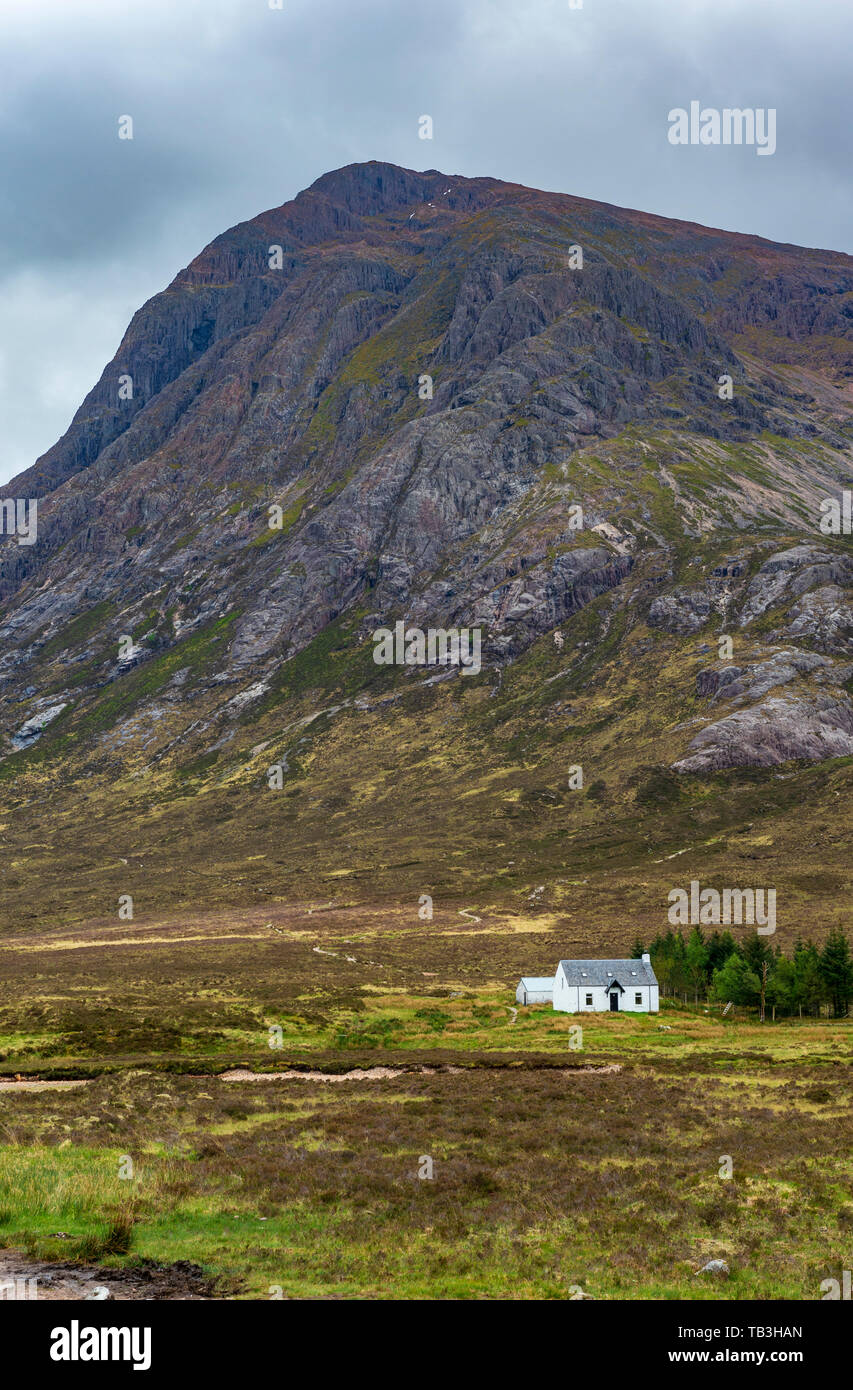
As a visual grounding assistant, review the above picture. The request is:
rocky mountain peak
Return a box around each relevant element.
[0,164,850,911]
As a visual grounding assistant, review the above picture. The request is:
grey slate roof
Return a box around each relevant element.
[557,958,658,987]
[518,977,555,990]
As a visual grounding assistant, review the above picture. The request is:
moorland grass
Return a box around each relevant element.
[0,1012,850,1299]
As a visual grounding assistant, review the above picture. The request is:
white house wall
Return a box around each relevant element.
[552,974,659,1014]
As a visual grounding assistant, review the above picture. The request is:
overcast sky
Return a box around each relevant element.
[1,0,851,486]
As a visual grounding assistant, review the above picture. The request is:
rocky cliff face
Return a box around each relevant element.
[0,161,851,924]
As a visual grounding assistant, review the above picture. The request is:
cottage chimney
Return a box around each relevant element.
[642,952,651,963]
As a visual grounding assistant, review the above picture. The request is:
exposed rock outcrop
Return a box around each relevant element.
[673,694,853,773]
[783,585,853,654]
[11,703,68,750]
[648,589,712,634]
[739,546,853,626]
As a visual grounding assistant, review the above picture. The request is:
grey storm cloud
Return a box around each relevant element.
[1,0,852,485]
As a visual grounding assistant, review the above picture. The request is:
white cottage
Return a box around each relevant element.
[515,976,555,1006]
[552,955,659,1014]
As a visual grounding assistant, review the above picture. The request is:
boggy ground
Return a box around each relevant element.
[0,1251,215,1300]
[0,1007,850,1300]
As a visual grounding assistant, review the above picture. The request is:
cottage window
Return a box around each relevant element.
[585,992,593,1006]
[635,992,642,1005]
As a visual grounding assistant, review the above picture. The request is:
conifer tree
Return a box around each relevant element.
[820,928,853,1019]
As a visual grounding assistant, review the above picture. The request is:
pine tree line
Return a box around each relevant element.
[631,928,853,1020]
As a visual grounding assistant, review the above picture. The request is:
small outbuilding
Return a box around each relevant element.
[552,954,659,1014]
[515,976,555,1006]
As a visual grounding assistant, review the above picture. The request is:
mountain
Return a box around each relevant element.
[0,160,850,942]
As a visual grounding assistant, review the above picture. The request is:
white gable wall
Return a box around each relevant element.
[516,981,553,1005]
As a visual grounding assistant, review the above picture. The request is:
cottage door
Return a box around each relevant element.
[609,991,619,1012]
